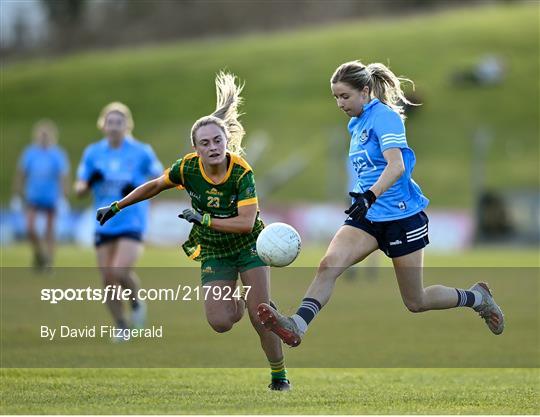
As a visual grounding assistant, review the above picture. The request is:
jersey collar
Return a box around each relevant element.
[103,136,132,150]
[198,151,234,185]
[363,98,380,112]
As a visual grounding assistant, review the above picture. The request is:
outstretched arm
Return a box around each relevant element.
[118,175,175,209]
[97,175,175,225]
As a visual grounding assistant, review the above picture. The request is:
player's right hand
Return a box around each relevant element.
[345,191,376,221]
[178,208,212,227]
[178,208,203,225]
[96,202,120,226]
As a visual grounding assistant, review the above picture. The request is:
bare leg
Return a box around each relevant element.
[110,239,144,303]
[303,225,379,306]
[43,210,56,266]
[204,280,244,333]
[96,241,127,326]
[26,207,44,267]
[240,266,283,362]
[392,249,459,312]
[257,226,380,347]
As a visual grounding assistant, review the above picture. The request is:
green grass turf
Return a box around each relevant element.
[1,244,539,413]
[2,242,539,267]
[1,368,538,414]
[2,3,539,206]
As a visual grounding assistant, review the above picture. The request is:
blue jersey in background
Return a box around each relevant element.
[77,136,163,236]
[18,144,69,209]
[348,98,429,222]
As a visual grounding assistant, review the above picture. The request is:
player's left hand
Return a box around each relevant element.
[178,208,211,227]
[345,190,377,221]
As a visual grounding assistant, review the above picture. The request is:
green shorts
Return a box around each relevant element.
[200,245,267,285]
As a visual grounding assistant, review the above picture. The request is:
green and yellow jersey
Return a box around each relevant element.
[164,152,264,262]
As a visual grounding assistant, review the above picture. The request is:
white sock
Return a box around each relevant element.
[472,290,483,308]
[291,314,308,335]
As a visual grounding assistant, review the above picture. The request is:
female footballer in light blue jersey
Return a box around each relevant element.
[75,102,163,336]
[258,60,505,347]
[14,120,69,270]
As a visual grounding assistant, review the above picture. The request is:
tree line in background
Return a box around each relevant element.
[2,0,501,59]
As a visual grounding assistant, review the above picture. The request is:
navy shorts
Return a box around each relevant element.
[94,231,143,248]
[27,201,56,213]
[345,211,429,258]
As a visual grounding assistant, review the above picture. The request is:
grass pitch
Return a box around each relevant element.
[1,244,538,413]
[2,368,538,414]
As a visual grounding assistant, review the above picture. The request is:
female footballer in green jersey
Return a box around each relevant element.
[96,72,290,391]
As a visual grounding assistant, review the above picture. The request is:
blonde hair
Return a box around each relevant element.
[331,60,419,119]
[97,101,134,133]
[33,119,58,145]
[191,71,246,155]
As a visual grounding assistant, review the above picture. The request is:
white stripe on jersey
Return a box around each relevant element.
[381,133,406,139]
[382,135,407,143]
[381,140,407,146]
[381,137,406,142]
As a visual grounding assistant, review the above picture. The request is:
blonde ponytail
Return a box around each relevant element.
[331,60,419,119]
[367,63,417,118]
[191,71,246,155]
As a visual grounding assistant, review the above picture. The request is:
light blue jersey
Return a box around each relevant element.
[77,136,163,235]
[18,144,69,208]
[346,157,356,193]
[348,98,429,222]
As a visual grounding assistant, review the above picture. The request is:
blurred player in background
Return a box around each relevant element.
[74,102,163,336]
[13,119,69,271]
[258,60,505,347]
[95,73,290,391]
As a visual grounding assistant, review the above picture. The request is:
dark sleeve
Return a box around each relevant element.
[164,158,184,187]
[237,170,258,207]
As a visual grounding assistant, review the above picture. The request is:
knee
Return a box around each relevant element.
[208,319,233,333]
[102,268,121,286]
[27,225,37,237]
[403,298,426,313]
[108,266,129,282]
[318,254,340,274]
[102,273,117,287]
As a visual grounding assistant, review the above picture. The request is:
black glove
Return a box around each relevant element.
[96,202,121,226]
[345,190,377,221]
[178,208,211,227]
[121,183,136,197]
[87,170,104,187]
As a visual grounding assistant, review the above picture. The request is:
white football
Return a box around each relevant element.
[256,222,301,267]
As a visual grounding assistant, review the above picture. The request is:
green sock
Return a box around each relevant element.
[269,358,287,381]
